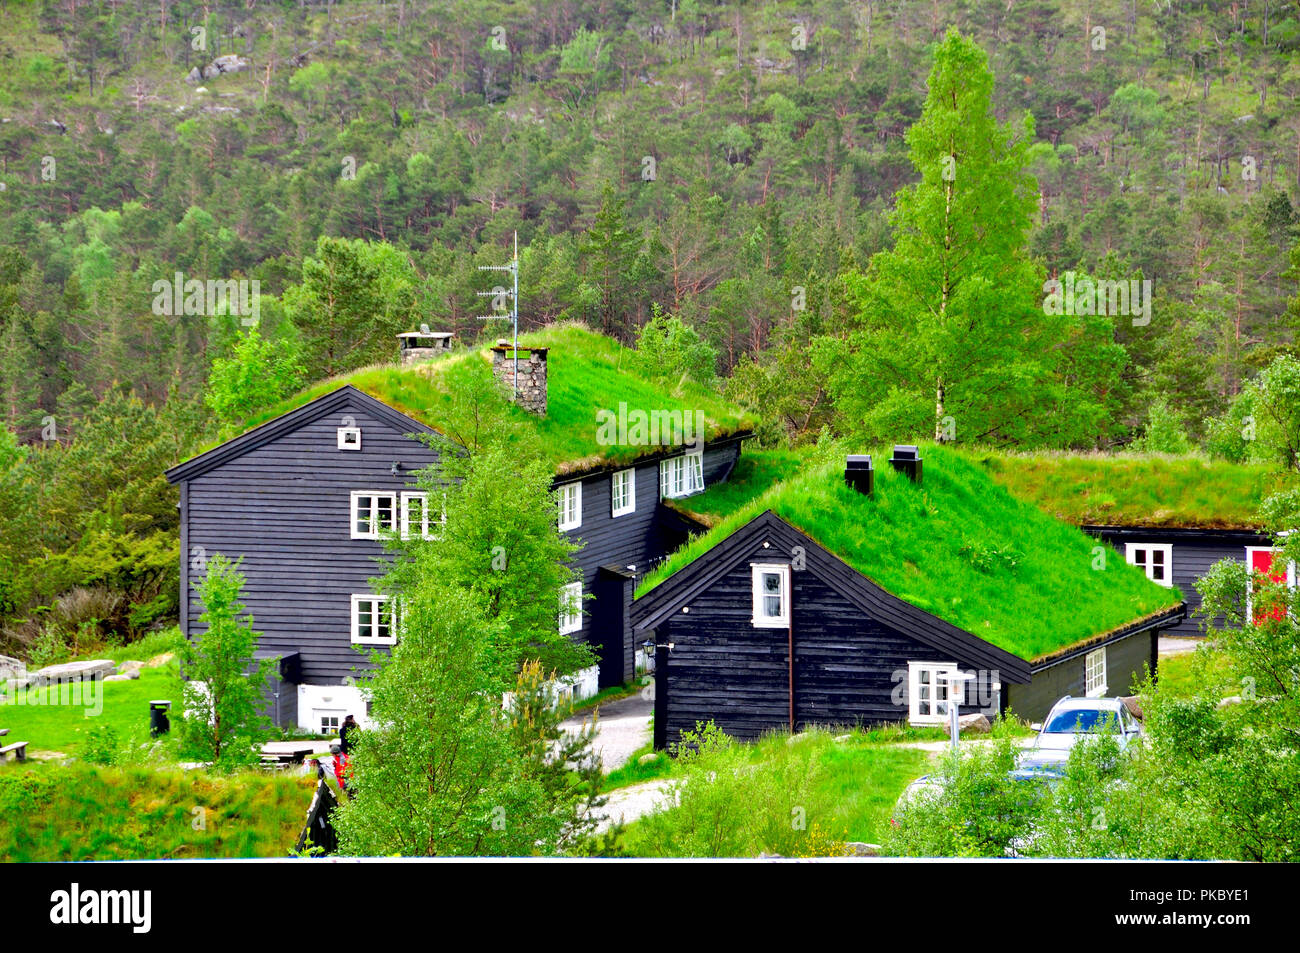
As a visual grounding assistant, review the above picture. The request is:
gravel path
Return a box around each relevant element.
[561,690,653,772]
[589,779,677,832]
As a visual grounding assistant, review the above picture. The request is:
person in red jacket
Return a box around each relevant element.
[329,744,353,797]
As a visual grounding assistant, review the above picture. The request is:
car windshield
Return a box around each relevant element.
[1044,709,1120,733]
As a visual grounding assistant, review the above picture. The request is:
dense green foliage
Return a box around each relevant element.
[4,0,1300,671]
[177,554,274,769]
[624,721,930,856]
[640,442,1181,659]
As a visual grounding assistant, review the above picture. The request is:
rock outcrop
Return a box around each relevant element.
[185,54,250,84]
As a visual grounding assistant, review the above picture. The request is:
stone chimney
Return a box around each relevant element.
[491,341,548,415]
[397,330,454,365]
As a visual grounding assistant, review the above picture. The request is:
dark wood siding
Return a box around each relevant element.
[1092,531,1249,636]
[560,440,742,679]
[185,397,440,684]
[652,541,998,744]
[1004,630,1155,723]
[182,384,741,690]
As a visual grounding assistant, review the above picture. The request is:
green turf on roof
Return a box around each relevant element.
[195,324,754,473]
[974,450,1287,529]
[665,446,816,526]
[637,443,1182,662]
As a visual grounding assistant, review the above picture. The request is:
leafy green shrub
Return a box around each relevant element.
[83,723,121,767]
[629,722,847,858]
[27,623,68,669]
[882,731,1039,858]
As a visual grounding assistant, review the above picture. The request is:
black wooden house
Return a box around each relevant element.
[631,446,1186,746]
[164,326,752,733]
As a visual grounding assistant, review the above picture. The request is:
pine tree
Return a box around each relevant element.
[819,29,1084,447]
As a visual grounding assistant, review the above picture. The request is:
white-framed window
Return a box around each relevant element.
[1085,647,1107,697]
[400,491,445,540]
[337,427,361,450]
[1245,546,1295,620]
[559,581,583,634]
[350,491,397,540]
[750,563,790,628]
[659,452,704,499]
[558,482,582,531]
[611,468,636,517]
[1125,543,1173,587]
[316,710,344,735]
[351,593,396,645]
[908,661,963,725]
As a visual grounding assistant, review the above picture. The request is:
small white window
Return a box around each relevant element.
[659,452,705,499]
[559,581,583,634]
[611,468,636,517]
[1085,647,1107,697]
[558,482,582,531]
[351,594,396,645]
[351,491,397,539]
[908,662,964,725]
[316,710,344,735]
[338,427,361,450]
[1125,543,1173,587]
[750,563,790,627]
[401,491,445,540]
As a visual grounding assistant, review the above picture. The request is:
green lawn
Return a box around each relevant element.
[1156,644,1234,698]
[1,659,184,757]
[0,761,315,860]
[807,741,933,843]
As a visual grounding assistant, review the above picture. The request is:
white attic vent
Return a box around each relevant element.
[338,426,362,450]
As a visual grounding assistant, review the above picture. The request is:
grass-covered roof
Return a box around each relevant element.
[638,443,1183,662]
[200,324,754,474]
[665,446,816,526]
[974,451,1286,529]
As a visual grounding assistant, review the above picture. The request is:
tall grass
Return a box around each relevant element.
[620,725,930,856]
[0,763,314,860]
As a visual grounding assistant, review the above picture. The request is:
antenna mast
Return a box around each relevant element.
[474,231,520,398]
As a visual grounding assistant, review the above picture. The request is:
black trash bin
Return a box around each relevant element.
[149,700,172,737]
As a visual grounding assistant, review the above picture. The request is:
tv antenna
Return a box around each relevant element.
[474,230,519,398]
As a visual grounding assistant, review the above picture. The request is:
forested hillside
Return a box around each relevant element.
[3,0,1300,656]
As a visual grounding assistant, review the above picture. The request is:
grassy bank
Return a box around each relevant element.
[614,727,933,856]
[0,762,315,860]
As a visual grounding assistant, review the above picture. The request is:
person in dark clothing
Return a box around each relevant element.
[339,714,358,755]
